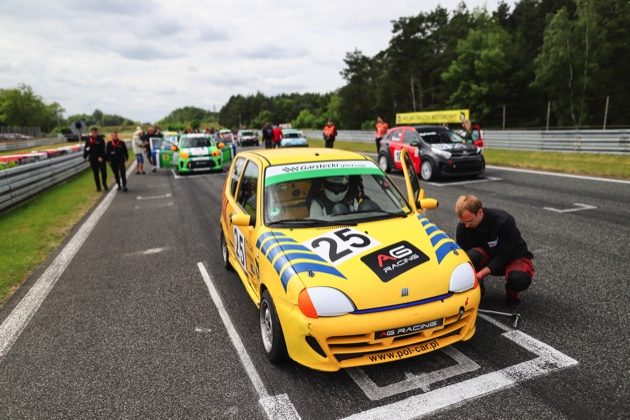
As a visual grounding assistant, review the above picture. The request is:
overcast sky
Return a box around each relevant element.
[1,0,509,123]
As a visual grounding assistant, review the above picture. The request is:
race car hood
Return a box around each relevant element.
[182,147,212,157]
[260,214,472,311]
[432,142,478,155]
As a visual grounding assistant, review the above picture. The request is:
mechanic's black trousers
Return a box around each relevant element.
[90,160,107,190]
[110,161,126,188]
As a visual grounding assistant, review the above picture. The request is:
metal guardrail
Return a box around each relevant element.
[0,153,89,212]
[0,137,60,152]
[301,129,630,153]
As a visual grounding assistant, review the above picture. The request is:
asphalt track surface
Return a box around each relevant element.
[1,153,629,419]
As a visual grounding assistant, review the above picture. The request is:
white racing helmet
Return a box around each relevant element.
[323,176,349,203]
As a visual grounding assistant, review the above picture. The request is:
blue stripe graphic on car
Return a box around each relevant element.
[256,231,284,249]
[273,252,326,273]
[417,214,459,264]
[280,262,346,290]
[267,244,306,262]
[435,241,460,263]
[262,237,298,257]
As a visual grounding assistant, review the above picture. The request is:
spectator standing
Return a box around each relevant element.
[141,126,163,172]
[132,127,146,174]
[262,122,273,149]
[322,119,338,148]
[374,116,389,154]
[83,127,108,192]
[106,131,129,192]
[272,125,283,148]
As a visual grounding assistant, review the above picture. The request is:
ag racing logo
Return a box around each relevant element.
[361,240,429,282]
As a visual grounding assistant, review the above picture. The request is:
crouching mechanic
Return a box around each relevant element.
[454,195,534,307]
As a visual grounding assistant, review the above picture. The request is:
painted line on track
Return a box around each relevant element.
[0,162,137,358]
[487,165,630,184]
[342,313,578,420]
[196,262,300,420]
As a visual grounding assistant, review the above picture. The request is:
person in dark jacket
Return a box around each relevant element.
[261,122,273,149]
[83,127,108,192]
[455,195,534,307]
[141,126,163,172]
[106,131,129,192]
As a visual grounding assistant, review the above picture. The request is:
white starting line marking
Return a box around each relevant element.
[342,313,578,420]
[347,346,480,400]
[136,193,172,201]
[171,169,182,179]
[0,162,137,358]
[426,176,502,187]
[196,262,300,420]
[142,247,166,255]
[543,203,597,213]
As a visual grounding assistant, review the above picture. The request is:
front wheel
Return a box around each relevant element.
[220,231,233,270]
[378,153,391,173]
[420,159,436,181]
[259,290,288,363]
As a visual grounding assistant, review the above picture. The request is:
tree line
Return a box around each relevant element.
[220,0,630,130]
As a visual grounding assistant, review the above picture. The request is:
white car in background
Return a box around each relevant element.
[280,128,308,147]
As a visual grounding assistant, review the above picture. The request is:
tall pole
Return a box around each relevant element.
[502,105,506,130]
[603,96,609,130]
[410,74,416,112]
[546,101,551,131]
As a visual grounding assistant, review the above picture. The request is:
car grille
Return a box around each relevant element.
[324,308,475,365]
[191,159,215,169]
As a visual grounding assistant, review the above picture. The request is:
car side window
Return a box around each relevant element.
[391,129,402,143]
[236,161,259,218]
[229,158,246,197]
[418,130,440,144]
[404,130,420,145]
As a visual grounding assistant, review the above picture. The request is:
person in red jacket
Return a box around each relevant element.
[272,125,283,148]
[322,119,337,148]
[105,131,129,192]
[374,116,389,153]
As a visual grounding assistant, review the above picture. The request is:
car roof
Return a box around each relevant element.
[180,133,213,138]
[282,128,300,133]
[238,147,370,166]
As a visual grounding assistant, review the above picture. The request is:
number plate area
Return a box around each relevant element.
[303,228,380,266]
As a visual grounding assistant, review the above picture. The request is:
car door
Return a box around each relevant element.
[400,148,438,213]
[388,128,405,171]
[223,157,246,268]
[158,139,177,168]
[231,160,261,297]
[402,128,422,174]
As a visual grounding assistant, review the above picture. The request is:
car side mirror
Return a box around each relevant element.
[231,214,252,226]
[418,198,439,210]
[218,142,225,149]
[410,141,418,147]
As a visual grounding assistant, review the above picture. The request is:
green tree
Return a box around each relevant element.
[442,16,512,122]
[292,109,318,129]
[533,1,603,127]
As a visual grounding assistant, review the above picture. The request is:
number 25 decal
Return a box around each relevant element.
[305,228,380,265]
[233,227,247,271]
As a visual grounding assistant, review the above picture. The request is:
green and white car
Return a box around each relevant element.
[157,133,232,174]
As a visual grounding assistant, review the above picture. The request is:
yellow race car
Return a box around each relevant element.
[220,147,480,372]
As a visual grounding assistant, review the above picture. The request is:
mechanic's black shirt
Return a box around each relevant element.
[83,135,106,162]
[456,207,533,275]
[105,140,128,165]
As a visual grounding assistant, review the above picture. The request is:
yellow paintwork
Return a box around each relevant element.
[220,148,480,372]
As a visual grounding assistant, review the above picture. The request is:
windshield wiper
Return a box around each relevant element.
[267,218,356,227]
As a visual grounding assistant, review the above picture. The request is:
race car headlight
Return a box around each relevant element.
[431,147,452,159]
[449,262,476,292]
[179,151,190,159]
[298,287,355,319]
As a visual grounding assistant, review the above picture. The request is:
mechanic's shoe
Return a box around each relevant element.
[152,167,157,173]
[506,288,521,308]
[123,187,128,192]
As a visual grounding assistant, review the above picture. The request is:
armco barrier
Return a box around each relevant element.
[301,129,630,153]
[0,153,89,212]
[0,137,60,152]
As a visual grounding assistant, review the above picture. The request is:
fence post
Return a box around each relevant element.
[502,105,506,130]
[603,96,610,130]
[546,101,551,131]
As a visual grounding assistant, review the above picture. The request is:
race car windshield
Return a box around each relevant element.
[284,132,301,138]
[179,137,213,148]
[263,161,412,226]
[417,128,465,144]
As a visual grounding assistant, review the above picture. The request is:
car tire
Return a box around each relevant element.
[420,159,436,181]
[378,153,392,173]
[221,231,233,270]
[260,290,288,363]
